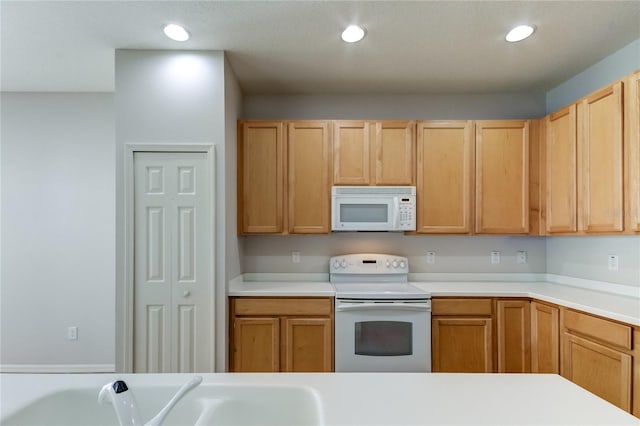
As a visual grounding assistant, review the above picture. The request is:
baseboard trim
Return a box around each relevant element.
[0,364,116,373]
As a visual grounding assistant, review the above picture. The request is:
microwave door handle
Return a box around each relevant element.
[392,197,400,227]
[336,302,431,312]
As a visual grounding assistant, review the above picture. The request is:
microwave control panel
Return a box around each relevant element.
[398,197,415,229]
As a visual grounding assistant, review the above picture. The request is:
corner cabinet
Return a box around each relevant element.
[416,121,473,234]
[475,120,530,234]
[561,308,633,412]
[238,121,284,234]
[625,71,640,233]
[238,120,331,235]
[530,301,560,373]
[496,299,531,373]
[333,120,415,186]
[229,297,334,372]
[578,82,624,233]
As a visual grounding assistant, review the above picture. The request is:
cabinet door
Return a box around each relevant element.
[562,332,632,411]
[232,318,280,372]
[373,121,415,185]
[416,121,473,234]
[578,82,624,233]
[475,121,529,234]
[282,318,333,372]
[333,121,370,185]
[546,105,578,233]
[496,300,531,373]
[625,71,640,233]
[530,301,559,374]
[432,317,493,373]
[288,121,331,234]
[239,121,284,233]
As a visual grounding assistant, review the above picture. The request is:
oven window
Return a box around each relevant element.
[340,204,388,223]
[354,321,412,356]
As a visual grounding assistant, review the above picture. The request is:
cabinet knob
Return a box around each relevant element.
[183,291,191,297]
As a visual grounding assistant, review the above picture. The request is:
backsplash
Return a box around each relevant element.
[242,234,546,274]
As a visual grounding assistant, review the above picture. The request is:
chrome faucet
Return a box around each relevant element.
[98,376,203,426]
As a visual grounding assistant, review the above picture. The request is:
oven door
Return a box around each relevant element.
[332,196,398,231]
[334,299,431,372]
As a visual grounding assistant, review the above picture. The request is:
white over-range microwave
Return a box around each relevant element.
[331,186,416,232]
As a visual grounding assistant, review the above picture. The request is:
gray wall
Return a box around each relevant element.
[546,37,640,112]
[114,50,227,372]
[222,57,243,371]
[1,93,116,370]
[243,92,546,120]
[546,237,640,287]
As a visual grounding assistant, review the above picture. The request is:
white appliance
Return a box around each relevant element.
[331,186,416,232]
[331,253,431,372]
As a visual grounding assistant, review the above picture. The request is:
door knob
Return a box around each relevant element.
[183,291,191,297]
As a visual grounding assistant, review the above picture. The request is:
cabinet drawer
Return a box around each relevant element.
[233,297,333,316]
[563,309,632,350]
[432,298,493,316]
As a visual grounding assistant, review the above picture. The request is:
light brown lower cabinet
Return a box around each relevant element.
[431,298,494,372]
[530,301,560,373]
[230,297,334,372]
[496,299,531,373]
[561,308,635,413]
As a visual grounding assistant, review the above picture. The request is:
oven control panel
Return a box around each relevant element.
[330,253,408,274]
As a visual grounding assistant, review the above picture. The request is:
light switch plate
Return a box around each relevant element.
[607,254,619,271]
[516,251,527,264]
[426,251,436,264]
[491,251,501,264]
[292,251,300,264]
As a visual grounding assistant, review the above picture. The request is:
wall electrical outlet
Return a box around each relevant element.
[67,326,78,340]
[426,251,436,264]
[516,251,527,264]
[291,251,301,264]
[490,251,501,264]
[607,254,619,271]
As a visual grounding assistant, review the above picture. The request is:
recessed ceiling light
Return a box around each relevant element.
[505,25,536,42]
[163,24,190,42]
[341,25,366,43]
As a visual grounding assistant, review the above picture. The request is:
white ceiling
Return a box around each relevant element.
[2,1,639,94]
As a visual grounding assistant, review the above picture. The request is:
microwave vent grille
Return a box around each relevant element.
[332,186,415,195]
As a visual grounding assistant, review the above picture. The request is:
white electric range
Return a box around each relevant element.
[331,253,432,372]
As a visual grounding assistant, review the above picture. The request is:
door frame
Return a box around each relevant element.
[121,144,216,373]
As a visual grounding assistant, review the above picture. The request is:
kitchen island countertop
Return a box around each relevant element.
[1,372,637,425]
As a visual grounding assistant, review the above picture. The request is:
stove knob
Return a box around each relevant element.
[386,260,391,268]
[333,259,341,269]
[400,261,406,269]
[340,259,347,268]
[392,260,398,268]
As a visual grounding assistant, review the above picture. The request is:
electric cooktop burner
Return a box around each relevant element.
[329,253,430,300]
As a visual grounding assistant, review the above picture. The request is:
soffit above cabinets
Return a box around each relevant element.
[2,1,639,94]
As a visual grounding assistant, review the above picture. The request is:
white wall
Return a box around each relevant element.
[114,50,226,372]
[1,93,116,371]
[244,235,546,275]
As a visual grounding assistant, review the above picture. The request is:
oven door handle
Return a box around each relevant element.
[335,302,431,312]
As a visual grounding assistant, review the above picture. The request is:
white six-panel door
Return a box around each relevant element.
[133,152,211,373]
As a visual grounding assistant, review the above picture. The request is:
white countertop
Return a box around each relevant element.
[1,373,637,425]
[228,277,640,326]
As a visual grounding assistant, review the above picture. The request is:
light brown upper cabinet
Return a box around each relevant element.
[625,71,640,233]
[416,121,473,234]
[578,81,624,233]
[475,120,530,234]
[238,120,331,235]
[333,120,415,186]
[288,121,332,234]
[545,105,578,233]
[238,121,284,234]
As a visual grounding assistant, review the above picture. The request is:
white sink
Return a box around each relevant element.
[2,383,323,426]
